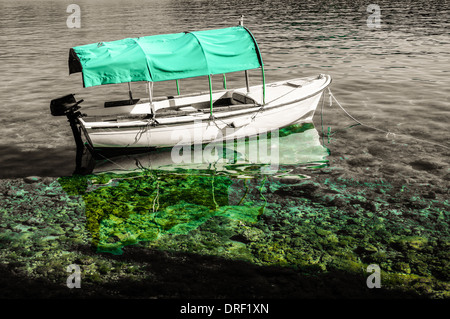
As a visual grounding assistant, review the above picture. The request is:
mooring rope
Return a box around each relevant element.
[326,88,450,150]
[95,151,128,171]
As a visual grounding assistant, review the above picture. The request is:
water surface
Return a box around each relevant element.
[1,0,448,178]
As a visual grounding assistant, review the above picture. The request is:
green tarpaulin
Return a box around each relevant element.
[69,26,263,88]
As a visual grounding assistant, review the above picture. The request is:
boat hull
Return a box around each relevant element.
[79,75,331,150]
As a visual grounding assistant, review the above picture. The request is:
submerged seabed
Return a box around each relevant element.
[0,123,449,299]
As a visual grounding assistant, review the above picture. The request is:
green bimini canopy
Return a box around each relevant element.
[69,26,264,88]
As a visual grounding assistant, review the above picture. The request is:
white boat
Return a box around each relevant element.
[51,21,331,154]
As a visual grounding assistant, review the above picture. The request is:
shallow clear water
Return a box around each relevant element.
[0,0,449,177]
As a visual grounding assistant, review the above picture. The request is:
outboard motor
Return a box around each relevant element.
[50,94,87,173]
[50,94,84,116]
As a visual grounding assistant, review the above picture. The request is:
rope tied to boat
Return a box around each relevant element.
[325,88,450,150]
[328,87,390,136]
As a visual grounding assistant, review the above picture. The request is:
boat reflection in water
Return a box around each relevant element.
[82,123,328,176]
[63,123,329,255]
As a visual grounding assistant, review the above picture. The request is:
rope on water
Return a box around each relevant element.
[325,88,450,150]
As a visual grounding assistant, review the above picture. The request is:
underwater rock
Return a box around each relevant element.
[23,217,44,226]
[41,235,60,242]
[6,189,27,198]
[23,176,41,184]
[346,154,380,167]
[274,175,308,184]
[229,234,251,244]
[381,163,413,176]
[320,166,345,176]
[242,227,265,242]
[41,177,56,185]
[423,191,436,199]
[315,228,332,237]
[391,236,429,251]
[330,196,347,208]
[410,159,444,171]
[367,145,386,157]
[393,262,411,274]
[363,243,378,254]
[405,237,429,250]
[274,180,322,198]
[361,200,380,212]
[289,180,322,192]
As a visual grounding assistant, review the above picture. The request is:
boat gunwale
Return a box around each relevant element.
[79,74,331,129]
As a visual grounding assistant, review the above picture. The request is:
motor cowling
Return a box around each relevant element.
[50,94,83,116]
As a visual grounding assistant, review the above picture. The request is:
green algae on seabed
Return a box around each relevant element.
[49,165,450,297]
[59,171,265,255]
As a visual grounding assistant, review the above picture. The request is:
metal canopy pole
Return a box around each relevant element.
[222,74,227,89]
[261,67,266,104]
[239,15,265,104]
[128,82,133,101]
[148,81,155,116]
[208,75,213,118]
[245,71,250,93]
[239,15,250,93]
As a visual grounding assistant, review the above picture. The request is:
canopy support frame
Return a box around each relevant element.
[128,82,133,101]
[147,81,155,116]
[261,66,266,105]
[208,75,213,118]
[245,70,250,93]
[222,74,227,89]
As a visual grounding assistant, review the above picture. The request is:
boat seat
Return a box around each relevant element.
[104,99,140,108]
[81,114,150,122]
[198,103,255,113]
[155,108,197,117]
[232,92,257,105]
